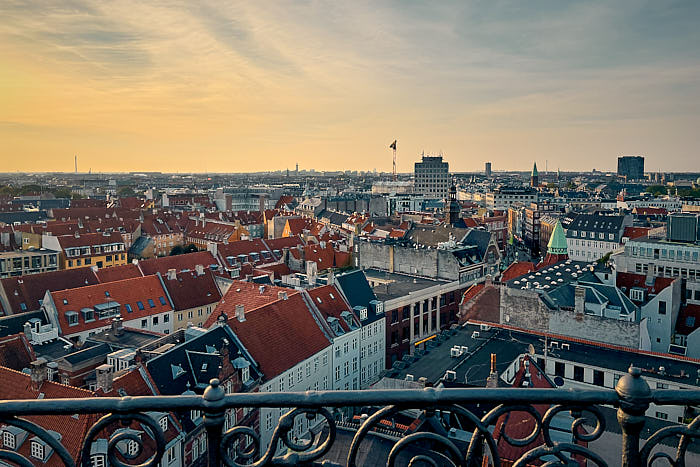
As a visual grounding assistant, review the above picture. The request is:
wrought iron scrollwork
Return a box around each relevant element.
[220,407,336,467]
[0,416,75,467]
[79,412,166,467]
[640,413,700,466]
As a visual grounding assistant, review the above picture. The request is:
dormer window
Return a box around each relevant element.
[3,431,15,449]
[159,415,168,432]
[31,440,44,460]
[66,311,79,326]
[191,410,201,420]
[105,291,110,297]
[242,366,250,383]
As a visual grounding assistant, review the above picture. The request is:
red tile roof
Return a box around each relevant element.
[500,261,536,282]
[225,292,331,379]
[50,276,172,336]
[137,251,219,276]
[676,304,700,336]
[633,207,667,216]
[254,262,292,280]
[205,281,293,328]
[307,285,356,333]
[264,235,305,251]
[0,267,100,315]
[0,365,99,464]
[615,272,675,296]
[623,226,652,240]
[0,333,35,370]
[56,231,124,250]
[95,263,143,283]
[460,283,485,306]
[161,269,221,311]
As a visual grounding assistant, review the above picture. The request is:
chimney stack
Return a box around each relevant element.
[574,286,586,315]
[167,268,177,280]
[235,304,245,322]
[485,353,499,388]
[96,364,114,392]
[30,358,48,391]
[195,264,204,276]
[112,315,124,337]
[278,291,288,300]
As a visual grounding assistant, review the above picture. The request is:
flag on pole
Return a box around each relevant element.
[389,140,397,150]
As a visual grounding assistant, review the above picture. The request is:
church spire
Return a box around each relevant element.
[530,162,539,187]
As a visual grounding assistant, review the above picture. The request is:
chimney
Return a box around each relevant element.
[259,285,265,295]
[167,268,177,280]
[91,265,99,273]
[74,231,80,238]
[485,353,499,388]
[112,315,124,337]
[30,358,48,390]
[485,274,493,287]
[235,304,245,322]
[278,291,288,300]
[574,286,586,315]
[96,364,114,392]
[195,264,204,276]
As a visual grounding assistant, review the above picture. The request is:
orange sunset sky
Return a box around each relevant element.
[1,1,699,173]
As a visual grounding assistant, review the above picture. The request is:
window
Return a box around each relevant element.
[125,304,133,313]
[554,361,565,377]
[137,301,145,310]
[159,415,168,432]
[656,411,668,420]
[153,316,159,325]
[659,301,667,315]
[141,319,147,328]
[573,366,584,382]
[3,431,15,449]
[159,296,167,305]
[164,314,169,323]
[593,370,605,387]
[148,298,156,308]
[90,454,106,467]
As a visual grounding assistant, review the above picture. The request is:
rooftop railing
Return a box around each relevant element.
[1,366,700,466]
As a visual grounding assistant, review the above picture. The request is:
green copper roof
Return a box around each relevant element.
[547,220,568,255]
[531,162,538,177]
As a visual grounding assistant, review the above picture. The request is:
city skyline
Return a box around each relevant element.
[2,1,699,173]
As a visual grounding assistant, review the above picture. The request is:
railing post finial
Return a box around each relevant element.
[616,365,651,467]
[203,378,226,467]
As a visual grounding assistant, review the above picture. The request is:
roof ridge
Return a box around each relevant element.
[0,364,98,396]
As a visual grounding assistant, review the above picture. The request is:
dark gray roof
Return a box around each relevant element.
[334,270,382,325]
[363,269,446,302]
[145,325,261,395]
[63,343,110,365]
[0,310,45,337]
[392,324,700,388]
[461,229,493,258]
[566,213,626,237]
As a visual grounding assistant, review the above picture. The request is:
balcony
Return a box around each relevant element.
[1,367,699,466]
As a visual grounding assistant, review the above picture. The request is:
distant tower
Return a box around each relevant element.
[530,162,539,187]
[444,179,461,226]
[485,162,492,178]
[295,163,299,174]
[74,155,77,173]
[389,140,397,181]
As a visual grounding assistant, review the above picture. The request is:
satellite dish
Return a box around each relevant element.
[527,344,535,356]
[554,376,565,387]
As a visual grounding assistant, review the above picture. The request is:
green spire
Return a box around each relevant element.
[531,162,538,177]
[547,220,568,255]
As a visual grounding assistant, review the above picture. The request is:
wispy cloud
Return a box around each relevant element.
[0,0,699,171]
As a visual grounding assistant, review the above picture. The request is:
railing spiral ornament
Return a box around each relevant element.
[640,413,700,466]
[79,412,166,467]
[2,374,700,467]
[0,416,75,467]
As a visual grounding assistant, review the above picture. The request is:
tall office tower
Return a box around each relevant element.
[485,161,492,178]
[617,155,644,180]
[414,154,450,199]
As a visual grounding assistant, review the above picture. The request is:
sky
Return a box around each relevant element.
[1,1,699,173]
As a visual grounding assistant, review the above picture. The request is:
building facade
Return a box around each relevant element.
[414,155,450,199]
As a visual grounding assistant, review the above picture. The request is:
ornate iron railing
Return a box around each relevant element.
[1,367,700,466]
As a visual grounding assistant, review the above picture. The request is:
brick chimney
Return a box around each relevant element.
[30,358,48,391]
[167,268,177,280]
[195,264,204,276]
